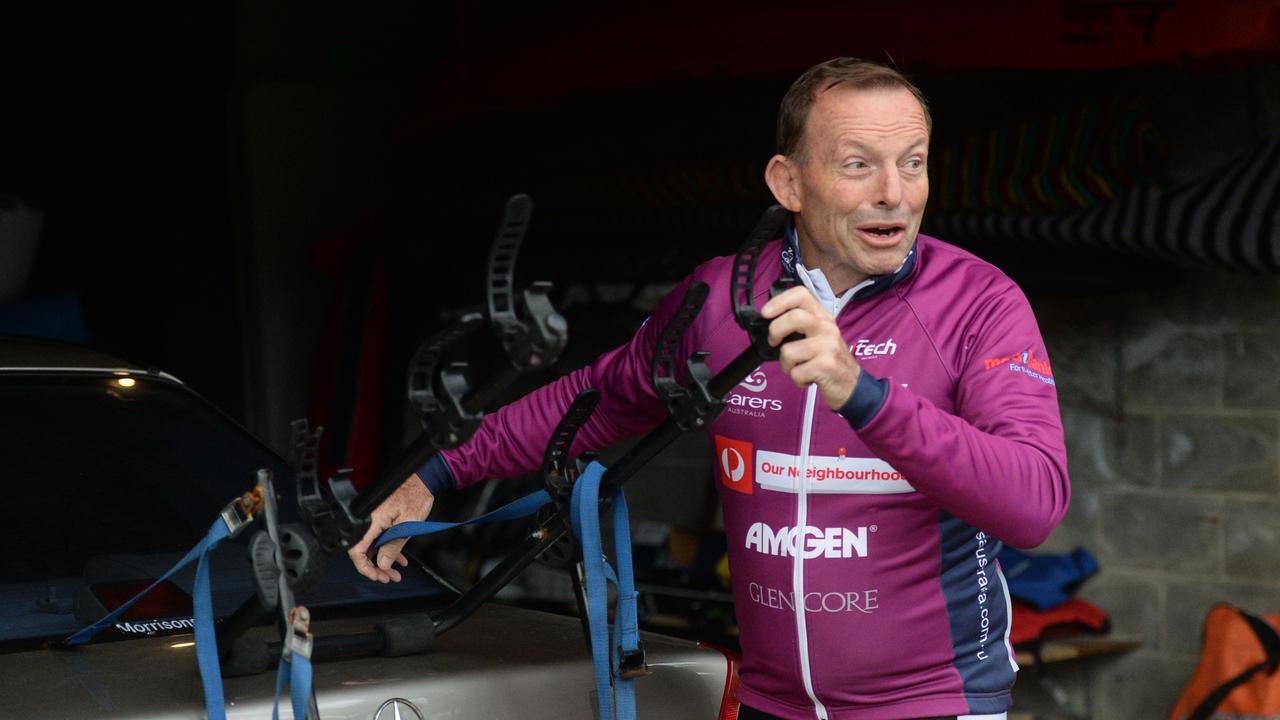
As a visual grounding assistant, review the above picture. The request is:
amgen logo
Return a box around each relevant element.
[744,523,872,559]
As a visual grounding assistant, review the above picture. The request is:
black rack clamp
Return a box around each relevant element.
[344,193,568,524]
[289,420,361,554]
[651,281,719,431]
[532,389,603,647]
[731,204,799,360]
[534,389,601,573]
[539,389,602,527]
[487,194,568,374]
[408,313,486,449]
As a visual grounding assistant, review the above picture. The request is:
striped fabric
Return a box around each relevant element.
[926,136,1280,272]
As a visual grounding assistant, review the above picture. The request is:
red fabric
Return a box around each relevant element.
[1009,598,1110,646]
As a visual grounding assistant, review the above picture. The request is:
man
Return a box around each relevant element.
[350,58,1070,720]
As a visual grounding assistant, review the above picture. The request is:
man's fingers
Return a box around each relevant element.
[348,545,383,582]
[767,309,818,346]
[347,476,434,583]
[348,514,393,581]
[781,337,855,385]
[760,285,813,318]
[377,539,407,569]
[779,335,821,363]
[374,539,409,583]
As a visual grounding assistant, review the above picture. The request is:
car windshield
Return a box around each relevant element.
[0,372,448,649]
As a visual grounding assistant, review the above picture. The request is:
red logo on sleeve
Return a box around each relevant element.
[714,435,754,494]
[982,347,1056,386]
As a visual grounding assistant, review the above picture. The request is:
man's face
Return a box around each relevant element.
[772,85,930,291]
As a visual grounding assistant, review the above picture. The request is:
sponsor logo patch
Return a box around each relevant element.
[755,450,914,494]
[725,392,783,416]
[726,367,781,417]
[748,582,879,614]
[854,338,897,359]
[714,435,754,494]
[744,522,873,558]
[983,347,1055,386]
[739,369,768,392]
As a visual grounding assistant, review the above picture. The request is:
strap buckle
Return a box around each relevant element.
[220,485,266,539]
[282,606,313,661]
[617,641,650,679]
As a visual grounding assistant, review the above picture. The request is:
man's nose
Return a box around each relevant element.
[875,168,904,208]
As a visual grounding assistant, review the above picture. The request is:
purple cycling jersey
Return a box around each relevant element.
[437,233,1070,719]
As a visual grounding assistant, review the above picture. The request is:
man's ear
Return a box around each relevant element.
[765,155,802,212]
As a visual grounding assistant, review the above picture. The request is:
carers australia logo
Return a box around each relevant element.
[726,368,782,417]
[739,369,768,392]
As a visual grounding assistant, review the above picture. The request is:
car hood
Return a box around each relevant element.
[1,604,727,719]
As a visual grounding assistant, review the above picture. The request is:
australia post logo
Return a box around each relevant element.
[715,435,753,494]
[983,347,1055,386]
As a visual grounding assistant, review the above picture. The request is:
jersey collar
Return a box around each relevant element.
[781,217,918,305]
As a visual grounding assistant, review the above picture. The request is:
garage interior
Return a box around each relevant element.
[2,2,1279,718]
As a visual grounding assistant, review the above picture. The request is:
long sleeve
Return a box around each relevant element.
[853,286,1070,548]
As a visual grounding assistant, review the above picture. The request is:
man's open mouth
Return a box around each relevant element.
[858,224,906,238]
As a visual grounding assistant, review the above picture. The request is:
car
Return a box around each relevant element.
[0,334,740,718]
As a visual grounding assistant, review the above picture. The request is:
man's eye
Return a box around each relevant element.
[904,158,924,170]
[844,160,868,170]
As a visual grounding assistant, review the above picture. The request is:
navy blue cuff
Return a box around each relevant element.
[837,371,889,430]
[417,454,456,496]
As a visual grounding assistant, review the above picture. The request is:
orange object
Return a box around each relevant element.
[1170,605,1280,720]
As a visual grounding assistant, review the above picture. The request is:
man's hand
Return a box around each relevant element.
[760,285,861,411]
[348,474,434,583]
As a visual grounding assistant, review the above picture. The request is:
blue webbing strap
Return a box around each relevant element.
[66,515,236,720]
[374,488,552,548]
[570,461,641,720]
[273,644,313,720]
[193,525,231,720]
[67,480,617,720]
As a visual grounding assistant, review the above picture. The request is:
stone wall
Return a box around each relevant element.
[1015,273,1280,718]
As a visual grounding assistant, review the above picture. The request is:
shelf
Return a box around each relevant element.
[1014,635,1142,666]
